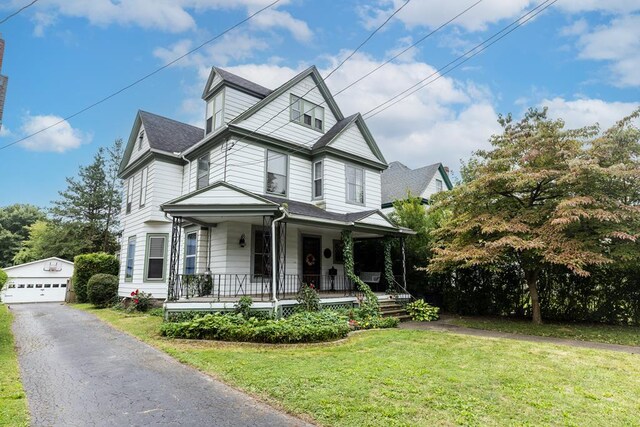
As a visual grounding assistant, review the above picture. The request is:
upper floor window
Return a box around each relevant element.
[206,90,224,134]
[313,160,323,199]
[126,178,133,213]
[139,167,148,207]
[197,154,210,190]
[266,150,287,196]
[185,232,197,275]
[435,179,443,193]
[290,95,324,132]
[125,236,136,281]
[346,165,364,205]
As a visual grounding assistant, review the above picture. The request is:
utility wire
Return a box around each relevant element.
[0,0,38,25]
[0,0,283,151]
[223,0,557,170]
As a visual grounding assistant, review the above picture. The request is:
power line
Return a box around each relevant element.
[0,0,38,25]
[223,0,557,170]
[0,0,283,151]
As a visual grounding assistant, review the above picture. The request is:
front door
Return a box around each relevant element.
[302,236,321,289]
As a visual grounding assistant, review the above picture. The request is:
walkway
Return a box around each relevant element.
[10,303,311,427]
[399,319,640,354]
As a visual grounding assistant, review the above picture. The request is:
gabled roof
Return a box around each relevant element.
[381,161,453,206]
[202,67,272,99]
[231,66,345,125]
[3,257,74,271]
[119,110,203,175]
[312,114,359,150]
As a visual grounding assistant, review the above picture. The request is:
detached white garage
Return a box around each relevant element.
[1,257,74,304]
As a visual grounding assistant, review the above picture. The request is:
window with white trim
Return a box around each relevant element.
[313,160,323,198]
[197,154,210,190]
[126,178,133,213]
[290,95,324,132]
[435,179,443,193]
[206,90,224,134]
[125,236,136,280]
[139,167,148,207]
[266,150,287,195]
[146,235,166,280]
[185,232,197,275]
[346,165,364,204]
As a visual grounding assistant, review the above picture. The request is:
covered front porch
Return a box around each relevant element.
[160,182,414,312]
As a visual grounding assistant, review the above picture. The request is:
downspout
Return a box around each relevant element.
[173,151,192,194]
[271,206,287,314]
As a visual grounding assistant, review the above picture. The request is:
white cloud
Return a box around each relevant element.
[541,97,639,130]
[249,8,313,42]
[570,14,640,87]
[19,114,91,153]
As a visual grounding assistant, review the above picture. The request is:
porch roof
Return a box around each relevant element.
[161,181,414,235]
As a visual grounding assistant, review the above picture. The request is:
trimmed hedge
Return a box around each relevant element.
[73,253,119,303]
[160,311,351,343]
[87,274,118,308]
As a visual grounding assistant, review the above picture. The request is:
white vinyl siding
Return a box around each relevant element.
[125,236,135,281]
[266,150,288,196]
[126,124,149,167]
[206,89,225,134]
[313,160,323,199]
[126,178,133,214]
[197,153,210,190]
[346,164,364,205]
[139,167,148,207]
[436,179,443,193]
[327,123,380,162]
[223,87,262,123]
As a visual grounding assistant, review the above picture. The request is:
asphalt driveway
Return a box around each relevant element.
[10,303,311,427]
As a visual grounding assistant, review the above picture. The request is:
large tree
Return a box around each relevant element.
[429,108,640,324]
[0,204,45,267]
[12,220,91,264]
[49,139,123,254]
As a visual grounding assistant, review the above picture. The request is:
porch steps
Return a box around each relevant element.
[379,299,411,322]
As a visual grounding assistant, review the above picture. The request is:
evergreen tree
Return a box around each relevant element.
[0,204,45,266]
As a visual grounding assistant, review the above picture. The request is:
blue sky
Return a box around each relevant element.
[0,0,638,208]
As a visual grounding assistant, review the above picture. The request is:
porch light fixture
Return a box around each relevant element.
[239,233,246,248]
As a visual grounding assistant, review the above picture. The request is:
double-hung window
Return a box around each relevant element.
[290,95,324,132]
[252,229,270,277]
[184,232,197,275]
[206,90,224,134]
[313,160,323,198]
[197,154,210,190]
[435,179,443,192]
[346,165,364,205]
[266,150,287,195]
[139,167,148,207]
[145,234,167,281]
[126,178,133,213]
[125,236,136,281]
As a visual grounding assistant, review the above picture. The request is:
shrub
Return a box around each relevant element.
[234,296,253,318]
[160,310,350,343]
[0,270,7,288]
[73,253,119,303]
[406,299,440,321]
[128,289,153,312]
[87,273,118,307]
[296,283,320,312]
[342,307,400,330]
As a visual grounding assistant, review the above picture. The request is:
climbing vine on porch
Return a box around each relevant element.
[383,237,395,294]
[341,230,379,313]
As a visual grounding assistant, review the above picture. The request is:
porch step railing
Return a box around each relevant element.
[168,273,360,301]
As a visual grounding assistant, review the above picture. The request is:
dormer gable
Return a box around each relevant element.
[202,67,272,100]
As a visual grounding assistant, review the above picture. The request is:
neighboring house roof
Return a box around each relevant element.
[3,257,74,271]
[381,161,453,206]
[139,110,204,153]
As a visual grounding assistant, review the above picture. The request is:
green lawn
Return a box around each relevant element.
[73,304,640,427]
[0,305,29,427]
[449,316,640,347]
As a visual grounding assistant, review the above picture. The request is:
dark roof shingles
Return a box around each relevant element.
[139,111,203,154]
[213,67,272,98]
[261,194,382,225]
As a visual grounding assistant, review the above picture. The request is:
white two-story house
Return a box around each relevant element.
[117,66,413,312]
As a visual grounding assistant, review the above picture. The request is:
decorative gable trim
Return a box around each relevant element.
[162,181,279,209]
[231,66,345,125]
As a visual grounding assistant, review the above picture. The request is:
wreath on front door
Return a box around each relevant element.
[305,253,316,266]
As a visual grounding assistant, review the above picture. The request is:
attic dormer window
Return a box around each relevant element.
[206,90,225,134]
[290,95,324,132]
[138,130,144,151]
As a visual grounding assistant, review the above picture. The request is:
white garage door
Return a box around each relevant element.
[2,282,67,303]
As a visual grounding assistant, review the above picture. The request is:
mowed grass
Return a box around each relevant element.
[74,304,640,427]
[450,316,640,347]
[0,305,29,427]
